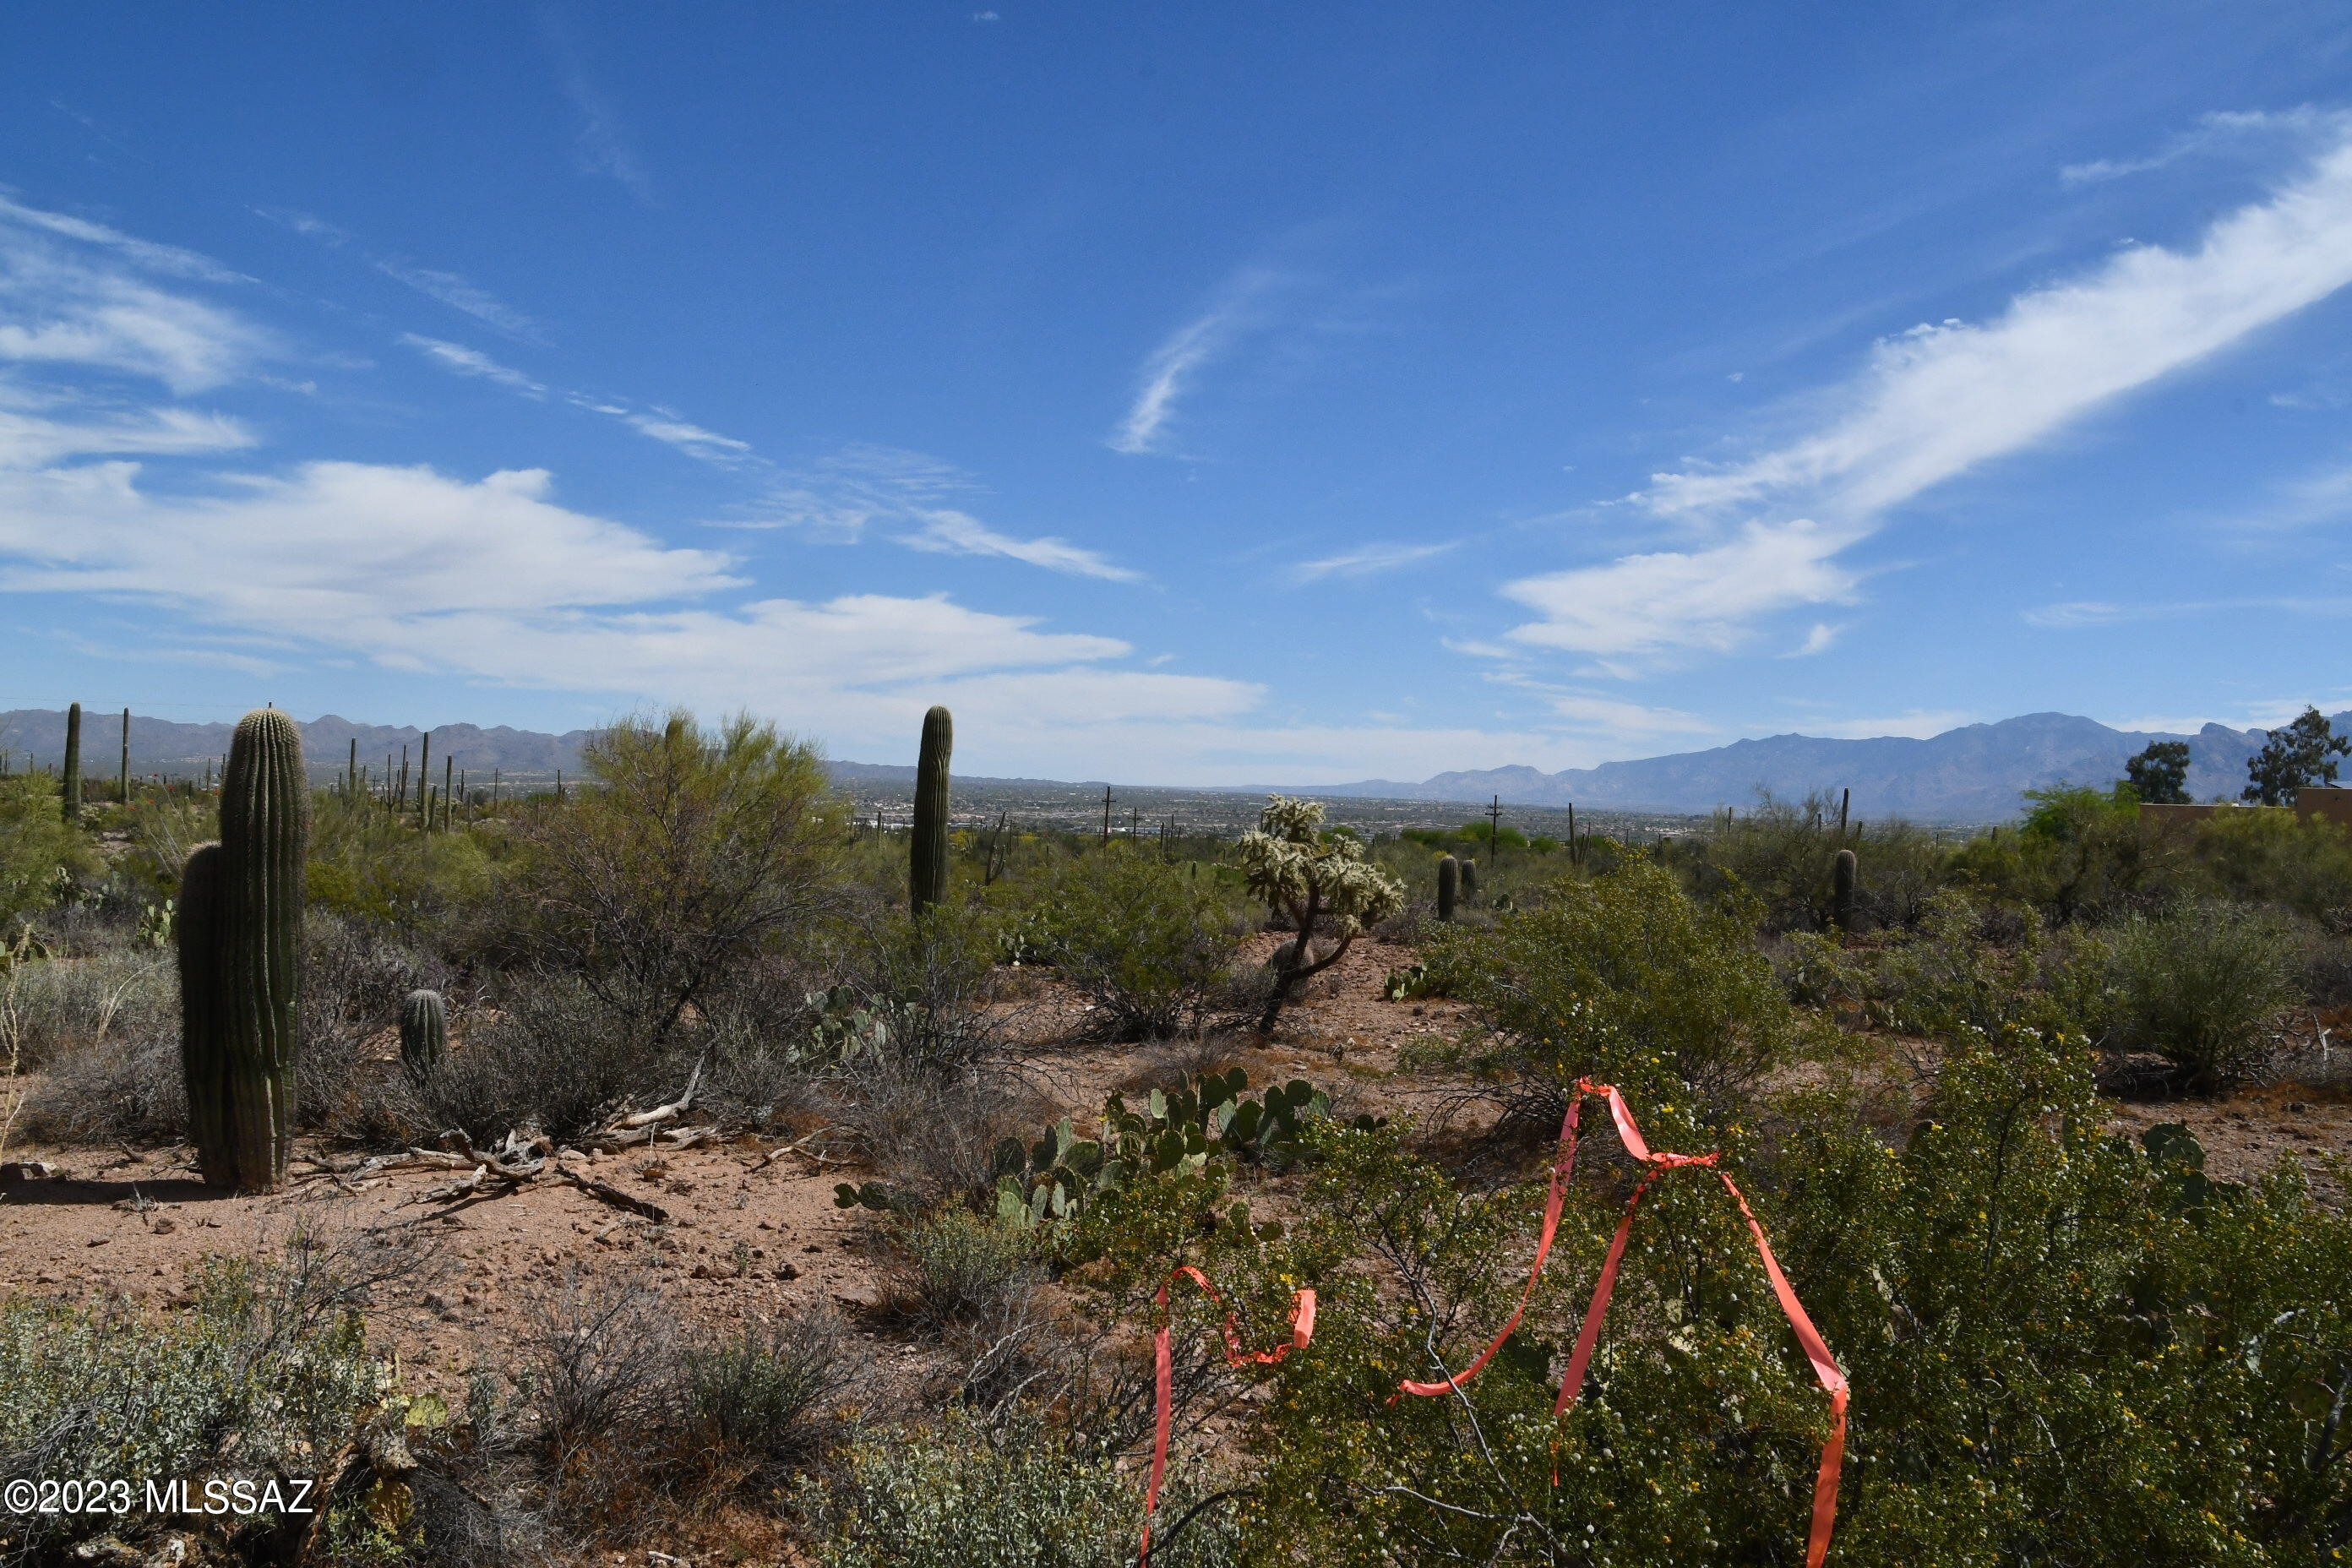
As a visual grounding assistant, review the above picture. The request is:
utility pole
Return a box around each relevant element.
[1101,785,1113,851]
[118,708,130,805]
[1488,794,1505,867]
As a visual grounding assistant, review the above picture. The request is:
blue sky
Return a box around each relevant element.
[3,3,2351,782]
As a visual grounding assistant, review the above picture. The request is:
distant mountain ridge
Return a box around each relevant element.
[1300,711,2352,822]
[3,707,2334,822]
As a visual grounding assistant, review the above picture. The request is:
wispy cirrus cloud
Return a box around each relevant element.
[2061,106,2342,186]
[402,334,547,395]
[740,444,1141,581]
[1290,540,1459,584]
[540,4,656,205]
[373,259,543,339]
[1500,117,2352,668]
[1109,268,1279,456]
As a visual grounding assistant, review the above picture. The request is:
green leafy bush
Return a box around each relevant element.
[1065,1032,2352,1567]
[0,774,96,932]
[2106,901,2298,1091]
[0,1247,392,1561]
[890,1206,1042,1325]
[803,1407,1236,1568]
[1010,847,1241,1040]
[1428,859,1803,1129]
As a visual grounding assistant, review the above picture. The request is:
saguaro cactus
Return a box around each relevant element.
[1458,858,1479,901]
[119,708,130,805]
[1436,854,1460,922]
[400,988,448,1076]
[179,708,309,1191]
[61,702,82,821]
[1832,847,1858,934]
[910,705,952,913]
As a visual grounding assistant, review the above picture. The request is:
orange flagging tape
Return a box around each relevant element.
[1137,1081,1848,1568]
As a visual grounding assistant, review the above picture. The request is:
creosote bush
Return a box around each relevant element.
[1425,858,1802,1130]
[2106,900,2298,1092]
[1010,845,1242,1040]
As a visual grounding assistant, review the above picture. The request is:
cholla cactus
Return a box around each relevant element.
[1239,795,1403,1030]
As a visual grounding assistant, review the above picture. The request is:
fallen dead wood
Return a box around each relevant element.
[556,1166,671,1223]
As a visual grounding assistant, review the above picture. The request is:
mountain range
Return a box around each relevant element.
[1302,711,2344,821]
[2,708,2333,822]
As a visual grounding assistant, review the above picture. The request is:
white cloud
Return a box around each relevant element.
[1290,541,1459,584]
[1784,621,1842,657]
[402,334,547,395]
[0,381,252,467]
[373,260,542,339]
[1502,517,1859,659]
[2061,106,2340,186]
[542,9,656,205]
[615,408,752,460]
[0,220,271,392]
[1504,121,2352,665]
[0,192,248,283]
[740,444,1142,580]
[906,509,1143,582]
[1538,691,1716,736]
[1109,270,1277,455]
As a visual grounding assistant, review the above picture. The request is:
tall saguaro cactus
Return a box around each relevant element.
[910,705,953,913]
[61,702,82,821]
[1436,855,1460,922]
[400,988,448,1077]
[178,709,309,1191]
[119,708,131,805]
[1832,848,1858,934]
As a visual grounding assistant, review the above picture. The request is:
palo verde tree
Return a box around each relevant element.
[2124,739,2192,804]
[1239,795,1402,1031]
[2243,706,2349,805]
[504,709,839,1043]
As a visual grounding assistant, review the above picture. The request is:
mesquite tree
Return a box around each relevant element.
[1239,795,1402,1031]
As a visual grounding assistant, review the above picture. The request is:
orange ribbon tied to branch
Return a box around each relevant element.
[1135,1082,1848,1568]
[1395,1079,1849,1568]
[1141,1265,1315,1565]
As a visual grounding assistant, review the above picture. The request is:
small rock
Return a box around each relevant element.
[776,1263,801,1281]
[831,1285,882,1310]
[803,1243,821,1254]
[423,1291,453,1310]
[0,1160,57,1183]
[35,1271,61,1285]
[150,1217,177,1235]
[87,1235,112,1248]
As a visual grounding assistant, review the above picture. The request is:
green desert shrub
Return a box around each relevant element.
[890,1205,1043,1326]
[1427,859,1803,1130]
[1009,846,1241,1039]
[0,1245,391,1562]
[0,773,97,933]
[2188,808,2352,924]
[1683,791,1948,933]
[1066,1032,2352,1568]
[1829,889,2107,1043]
[803,1407,1237,1568]
[684,1307,864,1486]
[2105,901,2299,1092]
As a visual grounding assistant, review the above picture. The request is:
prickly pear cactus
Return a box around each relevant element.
[400,988,448,1077]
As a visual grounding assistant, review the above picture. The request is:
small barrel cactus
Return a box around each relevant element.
[180,708,309,1192]
[1459,858,1479,901]
[1436,854,1460,922]
[910,705,952,913]
[1832,847,1858,934]
[400,988,448,1076]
